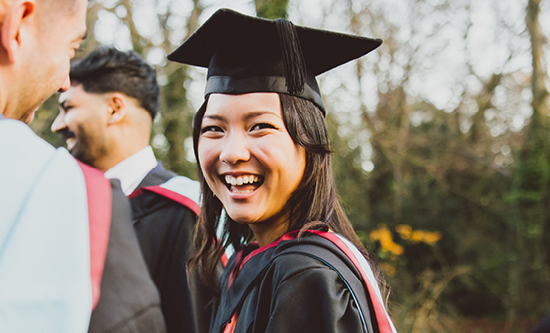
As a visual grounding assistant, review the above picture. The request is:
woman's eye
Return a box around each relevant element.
[251,123,276,131]
[201,125,223,133]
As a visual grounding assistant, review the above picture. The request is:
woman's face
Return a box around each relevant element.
[198,93,306,238]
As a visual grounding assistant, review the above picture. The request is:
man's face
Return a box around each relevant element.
[15,0,88,123]
[52,84,110,168]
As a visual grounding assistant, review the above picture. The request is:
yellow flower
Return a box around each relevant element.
[423,231,442,245]
[388,243,404,255]
[396,224,412,240]
[411,230,424,243]
[370,229,381,242]
[395,225,442,246]
[370,225,404,256]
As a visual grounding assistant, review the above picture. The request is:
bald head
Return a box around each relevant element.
[37,0,86,30]
[0,0,88,122]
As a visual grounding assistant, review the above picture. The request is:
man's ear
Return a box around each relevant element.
[1,1,35,64]
[108,93,127,124]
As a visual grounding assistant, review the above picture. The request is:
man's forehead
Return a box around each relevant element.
[59,85,113,104]
[58,85,81,104]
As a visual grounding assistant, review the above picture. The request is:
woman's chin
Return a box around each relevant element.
[225,212,259,225]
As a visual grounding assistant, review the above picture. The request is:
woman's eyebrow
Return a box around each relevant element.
[203,114,225,121]
[204,110,279,122]
[243,110,280,121]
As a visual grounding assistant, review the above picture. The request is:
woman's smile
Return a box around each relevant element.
[198,92,306,240]
[222,174,264,194]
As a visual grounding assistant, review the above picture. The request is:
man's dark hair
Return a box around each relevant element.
[70,46,160,120]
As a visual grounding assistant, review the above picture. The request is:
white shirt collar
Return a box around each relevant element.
[104,146,157,196]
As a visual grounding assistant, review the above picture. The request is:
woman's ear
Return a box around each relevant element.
[108,93,126,124]
[1,1,35,64]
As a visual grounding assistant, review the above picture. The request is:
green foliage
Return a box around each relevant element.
[503,111,550,317]
[154,65,198,180]
[254,0,289,19]
[29,95,66,148]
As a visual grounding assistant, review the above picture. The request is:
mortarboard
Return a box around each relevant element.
[168,8,382,115]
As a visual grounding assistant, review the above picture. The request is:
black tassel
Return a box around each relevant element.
[275,19,306,95]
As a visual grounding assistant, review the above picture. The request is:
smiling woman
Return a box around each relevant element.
[169,8,397,333]
[198,93,306,247]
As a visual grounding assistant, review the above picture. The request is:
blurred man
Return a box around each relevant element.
[52,46,213,333]
[0,1,165,332]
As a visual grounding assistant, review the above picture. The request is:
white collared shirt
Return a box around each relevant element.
[104,146,158,196]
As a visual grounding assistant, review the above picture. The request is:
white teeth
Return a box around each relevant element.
[231,188,254,194]
[224,175,260,186]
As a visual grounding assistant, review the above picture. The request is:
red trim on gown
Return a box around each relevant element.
[222,230,395,333]
[77,161,112,310]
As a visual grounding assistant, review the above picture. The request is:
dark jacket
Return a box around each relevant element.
[129,163,214,333]
[88,179,166,333]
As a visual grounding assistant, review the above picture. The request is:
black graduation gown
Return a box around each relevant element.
[129,163,214,333]
[89,179,166,332]
[210,231,396,333]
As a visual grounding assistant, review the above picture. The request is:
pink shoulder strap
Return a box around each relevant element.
[77,161,112,310]
[308,230,396,333]
[129,185,200,216]
[128,185,232,267]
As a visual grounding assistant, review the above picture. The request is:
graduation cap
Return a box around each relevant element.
[168,8,382,115]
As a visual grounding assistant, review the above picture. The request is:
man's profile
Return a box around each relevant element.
[52,46,213,333]
[0,1,165,332]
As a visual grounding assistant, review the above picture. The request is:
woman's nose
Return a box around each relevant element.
[219,132,251,165]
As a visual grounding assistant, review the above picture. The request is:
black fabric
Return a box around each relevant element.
[89,179,166,333]
[130,163,214,333]
[279,242,378,333]
[168,8,382,114]
[204,75,324,112]
[210,234,378,333]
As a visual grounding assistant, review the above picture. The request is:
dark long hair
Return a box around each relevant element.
[190,93,387,296]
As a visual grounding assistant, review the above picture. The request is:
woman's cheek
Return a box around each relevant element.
[198,141,218,181]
